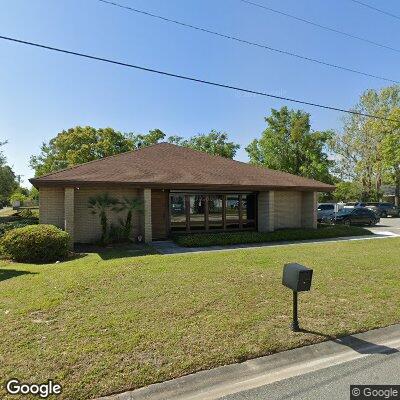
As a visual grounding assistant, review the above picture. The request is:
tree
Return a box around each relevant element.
[246,107,333,183]
[30,126,136,176]
[378,108,400,206]
[88,193,119,244]
[127,129,166,148]
[116,197,143,239]
[169,130,240,159]
[0,141,18,204]
[331,85,400,201]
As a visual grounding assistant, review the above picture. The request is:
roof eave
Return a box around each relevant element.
[30,179,335,192]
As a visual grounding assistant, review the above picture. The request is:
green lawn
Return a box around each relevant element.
[1,238,399,399]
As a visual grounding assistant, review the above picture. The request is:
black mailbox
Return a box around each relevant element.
[282,263,313,292]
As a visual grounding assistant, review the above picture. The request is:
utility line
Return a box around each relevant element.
[349,0,400,21]
[96,0,399,85]
[239,0,400,54]
[0,34,398,123]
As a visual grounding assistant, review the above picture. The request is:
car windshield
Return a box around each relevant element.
[336,209,353,216]
[318,205,334,210]
[345,202,357,206]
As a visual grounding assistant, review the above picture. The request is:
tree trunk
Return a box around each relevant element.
[395,178,400,207]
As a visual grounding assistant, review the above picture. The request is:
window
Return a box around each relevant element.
[189,195,206,230]
[226,195,239,229]
[170,194,186,231]
[241,194,256,228]
[318,204,334,211]
[170,192,257,232]
[209,195,223,229]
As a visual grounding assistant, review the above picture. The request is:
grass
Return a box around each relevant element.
[0,238,399,399]
[172,225,372,247]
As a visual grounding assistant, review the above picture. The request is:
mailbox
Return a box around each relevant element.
[282,263,313,292]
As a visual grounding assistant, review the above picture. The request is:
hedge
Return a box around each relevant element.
[0,224,71,263]
[172,225,373,247]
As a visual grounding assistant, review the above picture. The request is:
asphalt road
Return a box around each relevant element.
[368,216,400,236]
[221,350,400,400]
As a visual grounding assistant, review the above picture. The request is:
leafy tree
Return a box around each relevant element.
[169,130,240,159]
[0,141,18,204]
[332,181,363,203]
[377,108,400,205]
[331,85,400,201]
[246,107,333,183]
[30,126,136,176]
[88,193,119,244]
[127,129,166,148]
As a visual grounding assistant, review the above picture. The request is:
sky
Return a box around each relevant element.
[1,0,399,187]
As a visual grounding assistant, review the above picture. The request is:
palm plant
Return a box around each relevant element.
[88,193,119,244]
[117,197,143,239]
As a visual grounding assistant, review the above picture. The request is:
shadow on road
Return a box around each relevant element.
[300,329,399,355]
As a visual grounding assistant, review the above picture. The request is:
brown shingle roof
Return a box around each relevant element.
[30,142,334,191]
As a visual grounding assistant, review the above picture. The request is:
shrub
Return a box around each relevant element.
[172,225,373,247]
[0,224,70,262]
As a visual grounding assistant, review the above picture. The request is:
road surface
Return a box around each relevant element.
[222,348,400,400]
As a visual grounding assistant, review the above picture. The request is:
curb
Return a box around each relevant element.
[97,324,400,400]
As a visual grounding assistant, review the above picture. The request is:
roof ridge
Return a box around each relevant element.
[32,141,166,180]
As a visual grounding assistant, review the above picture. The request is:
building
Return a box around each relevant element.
[30,142,334,243]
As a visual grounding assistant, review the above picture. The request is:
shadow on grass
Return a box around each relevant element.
[0,269,37,282]
[300,328,399,355]
[74,243,158,260]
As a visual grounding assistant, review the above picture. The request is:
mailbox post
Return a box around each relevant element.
[282,263,313,332]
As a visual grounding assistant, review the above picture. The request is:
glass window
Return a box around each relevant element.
[242,194,256,228]
[170,194,186,231]
[209,195,223,229]
[189,195,205,230]
[226,195,239,229]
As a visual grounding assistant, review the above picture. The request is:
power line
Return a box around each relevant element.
[96,0,399,85]
[349,0,400,21]
[239,0,400,54]
[0,34,398,123]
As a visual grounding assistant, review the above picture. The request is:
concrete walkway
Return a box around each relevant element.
[97,324,400,400]
[151,231,399,255]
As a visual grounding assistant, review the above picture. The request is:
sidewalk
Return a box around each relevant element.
[97,324,400,400]
[151,231,398,255]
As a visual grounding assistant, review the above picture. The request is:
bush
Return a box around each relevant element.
[172,225,373,247]
[0,224,71,262]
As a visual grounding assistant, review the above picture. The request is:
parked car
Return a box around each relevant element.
[365,202,399,218]
[317,203,344,222]
[331,207,379,226]
[343,202,366,209]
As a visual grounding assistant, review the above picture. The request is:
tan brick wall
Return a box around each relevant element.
[143,188,152,243]
[74,186,143,243]
[274,191,302,229]
[39,187,64,229]
[257,191,274,232]
[301,191,317,228]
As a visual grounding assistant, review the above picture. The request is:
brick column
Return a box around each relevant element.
[143,188,152,243]
[301,191,317,228]
[64,187,75,246]
[257,191,275,232]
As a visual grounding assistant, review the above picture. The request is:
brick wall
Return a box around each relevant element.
[274,191,302,229]
[39,187,64,229]
[301,191,317,228]
[74,186,143,243]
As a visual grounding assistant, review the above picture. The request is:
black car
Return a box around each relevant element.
[365,202,399,218]
[332,208,379,226]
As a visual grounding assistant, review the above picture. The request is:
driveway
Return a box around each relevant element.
[367,217,400,236]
